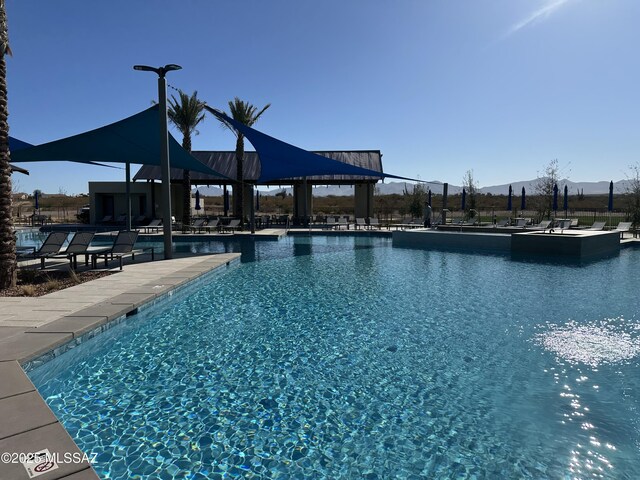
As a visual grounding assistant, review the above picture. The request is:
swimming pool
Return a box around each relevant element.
[29,236,640,478]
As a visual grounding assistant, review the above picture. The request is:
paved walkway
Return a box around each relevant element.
[0,253,240,480]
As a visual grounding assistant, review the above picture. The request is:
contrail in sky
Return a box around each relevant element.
[504,0,571,38]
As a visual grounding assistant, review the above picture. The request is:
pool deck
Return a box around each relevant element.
[0,252,240,480]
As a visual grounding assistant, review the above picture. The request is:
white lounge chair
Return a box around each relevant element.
[355,218,367,230]
[587,221,606,231]
[615,222,632,239]
[367,217,381,230]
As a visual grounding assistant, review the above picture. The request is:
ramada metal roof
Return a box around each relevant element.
[133,150,383,185]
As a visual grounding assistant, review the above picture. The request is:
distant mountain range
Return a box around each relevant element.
[195,179,630,197]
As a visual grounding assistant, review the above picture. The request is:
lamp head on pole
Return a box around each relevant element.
[133,64,182,78]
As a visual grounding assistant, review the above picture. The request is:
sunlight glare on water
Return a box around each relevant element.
[535,318,640,367]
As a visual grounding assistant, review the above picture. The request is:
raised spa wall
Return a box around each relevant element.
[392,229,621,261]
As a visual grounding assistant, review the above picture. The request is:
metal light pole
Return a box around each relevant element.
[133,63,182,259]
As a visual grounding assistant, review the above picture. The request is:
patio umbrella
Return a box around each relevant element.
[553,183,558,213]
[34,191,39,211]
[256,190,260,211]
[428,189,432,206]
[195,190,201,211]
[507,185,512,211]
[223,187,230,216]
[521,187,526,210]
[608,181,614,212]
[563,185,568,214]
[461,188,466,210]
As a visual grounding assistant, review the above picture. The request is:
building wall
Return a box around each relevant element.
[88,181,190,224]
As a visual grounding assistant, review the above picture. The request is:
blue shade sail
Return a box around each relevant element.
[10,106,228,178]
[205,107,417,183]
[9,136,33,151]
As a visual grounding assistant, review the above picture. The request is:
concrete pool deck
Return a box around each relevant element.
[0,252,240,480]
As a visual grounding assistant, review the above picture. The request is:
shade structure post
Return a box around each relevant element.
[250,186,256,234]
[303,177,308,227]
[157,74,173,259]
[125,162,132,231]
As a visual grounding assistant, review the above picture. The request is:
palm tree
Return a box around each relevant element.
[167,90,205,231]
[223,97,270,226]
[0,0,15,289]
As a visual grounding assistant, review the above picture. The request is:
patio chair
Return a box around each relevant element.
[530,220,552,230]
[337,217,349,230]
[18,231,69,269]
[461,217,477,226]
[355,218,367,230]
[99,215,113,224]
[367,217,381,230]
[203,218,219,233]
[325,217,337,230]
[514,218,528,228]
[615,222,632,239]
[220,219,241,234]
[142,219,162,233]
[554,219,572,231]
[51,231,95,269]
[587,221,606,231]
[91,230,153,270]
[189,218,207,233]
[495,219,509,227]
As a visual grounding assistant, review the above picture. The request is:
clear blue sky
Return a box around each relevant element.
[7,0,640,194]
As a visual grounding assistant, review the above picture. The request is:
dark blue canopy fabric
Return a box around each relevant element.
[9,136,33,151]
[206,107,416,183]
[10,106,228,178]
[608,181,614,212]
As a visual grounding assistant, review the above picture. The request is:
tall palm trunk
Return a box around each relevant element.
[0,1,15,289]
[234,134,244,225]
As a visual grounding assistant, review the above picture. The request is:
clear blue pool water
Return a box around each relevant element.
[29,236,640,479]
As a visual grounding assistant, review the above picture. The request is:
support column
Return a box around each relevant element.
[354,183,374,218]
[442,182,449,224]
[293,182,313,224]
